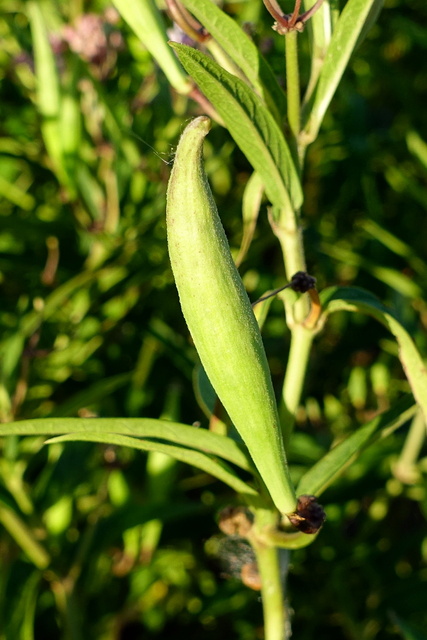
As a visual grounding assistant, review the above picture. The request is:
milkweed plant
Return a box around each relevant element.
[2,1,427,639]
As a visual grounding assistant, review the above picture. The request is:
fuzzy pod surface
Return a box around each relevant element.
[166,116,296,514]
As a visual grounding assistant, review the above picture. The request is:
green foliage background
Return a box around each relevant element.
[0,0,426,638]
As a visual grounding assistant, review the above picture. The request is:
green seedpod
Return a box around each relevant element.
[166,117,296,515]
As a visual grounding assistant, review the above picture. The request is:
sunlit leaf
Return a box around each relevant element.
[45,431,259,498]
[321,242,422,298]
[179,0,287,121]
[297,395,416,496]
[170,44,302,211]
[0,417,253,472]
[235,172,264,267]
[113,0,191,94]
[302,0,384,143]
[320,286,427,424]
[0,501,50,569]
[7,571,40,640]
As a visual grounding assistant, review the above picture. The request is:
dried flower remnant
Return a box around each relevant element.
[218,505,254,537]
[251,270,322,327]
[287,495,326,534]
[241,562,262,591]
[263,0,325,34]
[252,270,316,307]
[288,271,316,292]
[209,536,259,586]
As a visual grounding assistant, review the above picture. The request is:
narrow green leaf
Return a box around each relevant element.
[235,172,264,267]
[8,571,41,640]
[360,218,427,278]
[0,417,253,472]
[0,334,26,382]
[27,1,68,187]
[407,130,427,172]
[45,432,259,499]
[355,0,385,48]
[320,242,422,298]
[0,173,35,210]
[170,44,302,211]
[304,0,332,54]
[297,395,416,496]
[27,1,60,120]
[179,0,287,121]
[0,501,50,569]
[302,0,383,143]
[252,294,275,331]
[302,0,332,107]
[47,373,132,417]
[385,165,427,211]
[112,0,191,94]
[17,267,120,338]
[320,286,427,424]
[60,84,82,161]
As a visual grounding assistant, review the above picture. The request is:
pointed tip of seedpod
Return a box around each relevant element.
[185,115,211,134]
[169,117,212,176]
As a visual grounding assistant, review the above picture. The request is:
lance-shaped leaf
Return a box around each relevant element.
[235,172,264,267]
[302,0,332,106]
[179,0,286,122]
[0,502,50,569]
[0,417,254,472]
[167,117,297,514]
[302,0,384,144]
[28,2,70,190]
[304,0,332,55]
[320,286,427,425]
[46,432,259,500]
[170,44,303,212]
[297,395,417,496]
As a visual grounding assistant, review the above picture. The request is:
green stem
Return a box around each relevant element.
[271,203,309,324]
[0,458,34,516]
[394,409,425,483]
[273,29,307,322]
[280,325,314,448]
[257,546,288,640]
[271,30,315,449]
[274,205,307,279]
[251,508,290,640]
